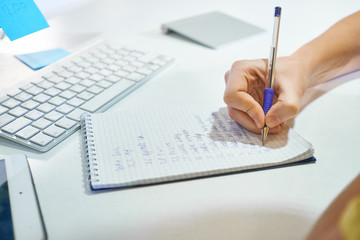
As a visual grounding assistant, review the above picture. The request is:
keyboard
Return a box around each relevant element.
[0,41,174,152]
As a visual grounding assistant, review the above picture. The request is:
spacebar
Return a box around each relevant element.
[80,79,135,112]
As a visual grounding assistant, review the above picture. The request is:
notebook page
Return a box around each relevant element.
[88,105,313,188]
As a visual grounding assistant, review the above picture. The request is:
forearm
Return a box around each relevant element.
[292,11,360,87]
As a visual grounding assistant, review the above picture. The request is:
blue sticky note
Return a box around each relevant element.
[0,0,49,41]
[15,48,70,70]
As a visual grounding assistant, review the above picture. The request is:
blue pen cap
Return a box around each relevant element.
[275,6,282,17]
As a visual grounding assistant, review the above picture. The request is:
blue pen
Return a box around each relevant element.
[262,6,282,144]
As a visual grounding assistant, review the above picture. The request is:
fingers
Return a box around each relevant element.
[224,60,267,130]
[266,87,301,128]
[227,106,261,133]
[224,91,265,128]
[228,106,281,134]
[224,57,306,134]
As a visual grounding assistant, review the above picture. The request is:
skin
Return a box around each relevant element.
[224,11,360,134]
[223,11,360,239]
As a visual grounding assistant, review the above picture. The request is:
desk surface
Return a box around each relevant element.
[1,0,360,239]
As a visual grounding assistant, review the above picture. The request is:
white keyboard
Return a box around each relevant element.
[0,41,173,152]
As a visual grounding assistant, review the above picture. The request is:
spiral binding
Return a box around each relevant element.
[81,113,100,184]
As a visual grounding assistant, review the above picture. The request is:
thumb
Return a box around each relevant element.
[265,93,301,128]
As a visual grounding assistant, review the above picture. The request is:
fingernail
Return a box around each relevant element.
[267,116,281,127]
[253,117,263,129]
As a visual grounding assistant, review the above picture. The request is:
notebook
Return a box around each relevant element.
[80,105,315,190]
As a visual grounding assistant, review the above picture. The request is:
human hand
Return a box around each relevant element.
[223,57,309,134]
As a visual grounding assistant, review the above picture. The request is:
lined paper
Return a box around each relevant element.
[82,105,314,189]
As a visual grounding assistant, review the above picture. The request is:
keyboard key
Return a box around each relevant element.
[56,117,77,130]
[0,106,8,115]
[101,57,115,64]
[64,76,81,85]
[32,93,51,103]
[48,96,66,106]
[47,75,64,83]
[84,67,98,74]
[69,84,86,93]
[24,85,43,95]
[79,79,96,87]
[35,80,54,89]
[57,70,73,78]
[45,111,63,122]
[77,91,95,101]
[21,100,40,110]
[89,74,104,82]
[115,69,130,77]
[67,97,85,107]
[80,79,135,112]
[126,72,146,82]
[42,72,56,80]
[105,75,121,83]
[87,85,103,95]
[25,110,44,121]
[114,60,128,67]
[106,64,121,71]
[123,56,136,62]
[130,52,144,58]
[8,107,28,117]
[59,90,77,100]
[7,89,21,97]
[92,51,106,58]
[20,83,35,91]
[123,65,137,72]
[138,53,159,63]
[15,126,40,140]
[137,67,153,75]
[2,98,21,109]
[30,132,54,146]
[38,103,56,113]
[79,52,91,59]
[43,125,65,138]
[93,62,107,69]
[0,95,10,103]
[32,118,52,129]
[67,108,86,121]
[76,60,91,69]
[131,61,144,68]
[14,92,32,102]
[56,104,74,114]
[60,63,73,68]
[67,65,83,73]
[84,56,98,63]
[1,117,32,134]
[44,87,61,97]
[96,80,112,89]
[0,114,15,128]
[54,82,71,91]
[149,64,160,71]
[153,58,168,66]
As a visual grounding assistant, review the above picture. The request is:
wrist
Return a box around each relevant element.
[290,45,319,88]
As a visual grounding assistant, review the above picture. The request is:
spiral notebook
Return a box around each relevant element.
[80,105,315,190]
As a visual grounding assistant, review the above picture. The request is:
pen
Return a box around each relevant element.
[262,6,282,145]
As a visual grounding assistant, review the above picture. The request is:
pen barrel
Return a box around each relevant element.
[263,88,274,115]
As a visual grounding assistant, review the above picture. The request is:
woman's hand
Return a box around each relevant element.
[223,56,309,134]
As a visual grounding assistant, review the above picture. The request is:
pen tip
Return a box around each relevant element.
[261,127,269,145]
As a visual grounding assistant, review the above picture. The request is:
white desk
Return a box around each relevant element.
[1,0,360,239]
